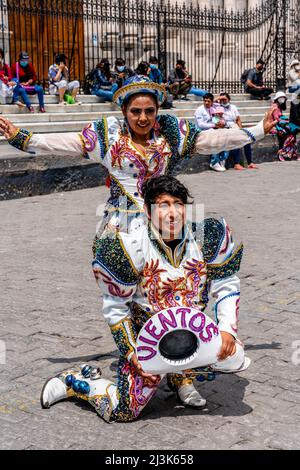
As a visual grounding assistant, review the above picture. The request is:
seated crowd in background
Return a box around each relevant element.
[195,92,257,172]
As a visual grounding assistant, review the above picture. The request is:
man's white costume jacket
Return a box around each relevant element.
[93,218,243,361]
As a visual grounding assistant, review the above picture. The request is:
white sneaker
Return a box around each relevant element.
[219,160,227,169]
[40,376,68,409]
[210,163,225,172]
[177,383,207,408]
[58,101,66,106]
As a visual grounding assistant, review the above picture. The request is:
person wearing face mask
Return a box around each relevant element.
[168,59,207,101]
[216,92,258,170]
[148,56,163,84]
[245,60,273,101]
[48,53,81,105]
[149,56,174,109]
[272,91,300,161]
[11,52,45,113]
[114,58,134,89]
[287,60,300,94]
[90,58,118,102]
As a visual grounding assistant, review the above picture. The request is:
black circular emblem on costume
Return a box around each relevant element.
[159,330,198,361]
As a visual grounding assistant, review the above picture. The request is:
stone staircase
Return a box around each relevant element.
[0,92,288,136]
[0,92,287,200]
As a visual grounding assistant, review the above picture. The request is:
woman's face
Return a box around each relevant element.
[123,94,158,138]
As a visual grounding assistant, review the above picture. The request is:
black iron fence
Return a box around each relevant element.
[0,0,299,93]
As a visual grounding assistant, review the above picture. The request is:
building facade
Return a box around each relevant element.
[1,0,298,92]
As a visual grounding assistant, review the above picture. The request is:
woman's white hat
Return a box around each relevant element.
[273,91,287,102]
[290,59,300,67]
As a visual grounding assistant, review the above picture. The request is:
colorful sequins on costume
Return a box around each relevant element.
[8,128,33,151]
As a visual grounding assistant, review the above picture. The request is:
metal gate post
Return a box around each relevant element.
[276,0,287,90]
[156,0,167,80]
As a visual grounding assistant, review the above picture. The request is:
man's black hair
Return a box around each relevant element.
[256,59,265,66]
[176,59,185,67]
[203,92,214,101]
[115,57,125,66]
[149,56,158,63]
[219,92,231,101]
[55,53,67,65]
[142,175,193,210]
[135,61,149,76]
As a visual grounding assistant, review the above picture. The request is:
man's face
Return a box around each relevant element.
[204,98,213,108]
[256,63,263,72]
[147,193,186,241]
[176,63,184,70]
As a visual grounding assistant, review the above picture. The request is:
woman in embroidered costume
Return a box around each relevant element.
[40,176,250,422]
[0,77,273,421]
[0,75,275,237]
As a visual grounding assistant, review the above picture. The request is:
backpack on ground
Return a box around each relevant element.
[240,68,251,84]
[83,68,98,94]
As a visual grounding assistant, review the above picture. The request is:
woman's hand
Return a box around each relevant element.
[0,117,18,140]
[263,106,278,134]
[131,353,161,386]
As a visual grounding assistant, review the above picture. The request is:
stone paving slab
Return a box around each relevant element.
[0,161,300,450]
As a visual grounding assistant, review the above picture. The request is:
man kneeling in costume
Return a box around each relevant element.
[41,175,250,422]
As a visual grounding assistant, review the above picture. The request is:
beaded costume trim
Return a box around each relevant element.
[241,128,256,143]
[207,243,243,280]
[8,128,33,152]
[202,218,226,263]
[110,318,137,360]
[95,118,109,159]
[93,231,139,284]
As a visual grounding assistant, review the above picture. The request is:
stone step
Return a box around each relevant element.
[0,99,278,115]
[5,91,292,105]
[3,108,277,124]
[2,116,271,134]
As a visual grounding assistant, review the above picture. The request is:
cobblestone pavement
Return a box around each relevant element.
[1,161,300,450]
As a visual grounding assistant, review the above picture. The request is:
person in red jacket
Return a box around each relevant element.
[0,48,26,108]
[11,52,45,113]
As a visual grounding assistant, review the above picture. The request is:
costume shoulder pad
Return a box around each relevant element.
[93,231,138,285]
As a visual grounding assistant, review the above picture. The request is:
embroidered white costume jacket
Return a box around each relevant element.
[9,116,264,230]
[93,218,242,361]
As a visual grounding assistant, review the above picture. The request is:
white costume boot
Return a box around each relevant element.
[177,383,207,408]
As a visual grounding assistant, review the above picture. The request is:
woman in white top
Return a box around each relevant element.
[217,92,258,170]
[287,59,300,94]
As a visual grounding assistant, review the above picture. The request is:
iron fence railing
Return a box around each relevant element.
[0,0,298,93]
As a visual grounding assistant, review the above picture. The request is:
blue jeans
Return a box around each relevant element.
[231,144,252,165]
[288,84,300,93]
[92,83,118,102]
[210,151,229,166]
[13,84,44,108]
[190,86,208,97]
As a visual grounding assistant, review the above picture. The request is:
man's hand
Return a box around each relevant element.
[0,117,18,140]
[263,105,278,134]
[217,331,236,361]
[131,353,160,385]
